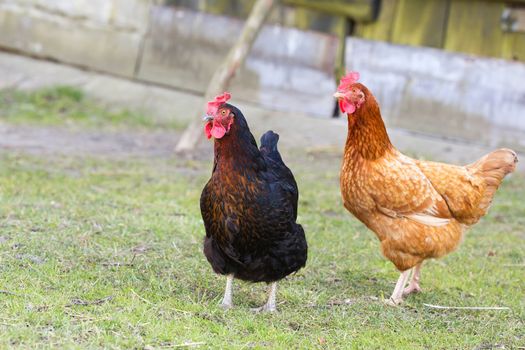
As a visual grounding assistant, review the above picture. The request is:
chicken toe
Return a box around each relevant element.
[403,283,422,297]
[386,270,411,306]
[403,263,422,297]
[251,282,278,313]
[383,297,403,306]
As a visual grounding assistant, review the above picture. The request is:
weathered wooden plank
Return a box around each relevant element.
[198,0,235,15]
[334,17,348,80]
[355,0,398,42]
[282,0,377,22]
[502,32,525,61]
[391,0,449,48]
[463,0,525,3]
[444,1,504,58]
[236,0,257,17]
[291,7,340,33]
[166,0,257,17]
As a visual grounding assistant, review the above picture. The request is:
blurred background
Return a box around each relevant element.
[0,0,524,164]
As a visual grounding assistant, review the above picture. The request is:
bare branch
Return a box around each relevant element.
[175,0,275,153]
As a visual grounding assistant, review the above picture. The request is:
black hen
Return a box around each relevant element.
[200,97,307,312]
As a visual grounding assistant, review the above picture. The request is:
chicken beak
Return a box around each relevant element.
[203,115,214,122]
[333,91,345,99]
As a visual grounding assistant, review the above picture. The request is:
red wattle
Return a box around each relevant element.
[339,99,345,113]
[340,99,356,114]
[211,123,226,139]
[204,122,213,139]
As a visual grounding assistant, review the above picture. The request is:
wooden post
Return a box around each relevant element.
[174,0,275,153]
[332,16,349,118]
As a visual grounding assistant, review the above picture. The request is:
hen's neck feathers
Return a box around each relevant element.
[344,92,393,160]
[213,119,263,175]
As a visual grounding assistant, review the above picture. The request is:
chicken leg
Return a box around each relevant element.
[385,269,411,306]
[252,282,278,312]
[403,263,422,296]
[220,274,234,310]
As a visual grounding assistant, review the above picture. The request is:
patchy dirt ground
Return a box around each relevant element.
[0,123,182,158]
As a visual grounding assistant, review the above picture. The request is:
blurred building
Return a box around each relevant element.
[0,0,524,152]
[171,0,525,62]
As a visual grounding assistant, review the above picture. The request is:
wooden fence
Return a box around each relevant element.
[167,0,525,62]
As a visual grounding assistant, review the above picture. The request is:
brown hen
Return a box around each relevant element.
[334,72,518,305]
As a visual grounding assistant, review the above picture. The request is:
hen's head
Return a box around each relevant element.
[203,92,235,140]
[333,71,366,115]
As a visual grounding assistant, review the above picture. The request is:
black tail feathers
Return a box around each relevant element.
[260,131,279,152]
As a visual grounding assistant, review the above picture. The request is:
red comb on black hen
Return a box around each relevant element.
[200,96,307,312]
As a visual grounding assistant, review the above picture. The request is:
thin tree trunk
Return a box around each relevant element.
[174,0,275,153]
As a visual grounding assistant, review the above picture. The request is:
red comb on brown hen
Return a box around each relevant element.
[334,71,363,114]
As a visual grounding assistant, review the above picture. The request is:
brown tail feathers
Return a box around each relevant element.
[468,148,518,212]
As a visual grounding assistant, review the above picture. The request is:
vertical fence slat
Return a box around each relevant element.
[391,0,449,48]
[355,0,398,42]
[444,0,504,57]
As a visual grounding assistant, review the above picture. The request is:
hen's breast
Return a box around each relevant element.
[205,172,267,236]
[340,152,377,216]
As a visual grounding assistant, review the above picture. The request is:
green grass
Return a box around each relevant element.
[0,88,524,349]
[0,152,523,349]
[0,86,184,129]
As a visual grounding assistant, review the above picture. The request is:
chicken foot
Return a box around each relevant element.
[220,274,234,310]
[385,269,411,306]
[403,263,422,296]
[252,282,278,313]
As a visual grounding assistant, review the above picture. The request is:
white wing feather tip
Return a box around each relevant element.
[406,213,450,227]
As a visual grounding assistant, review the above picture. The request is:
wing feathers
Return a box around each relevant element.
[371,152,453,228]
[377,203,451,227]
[405,213,451,227]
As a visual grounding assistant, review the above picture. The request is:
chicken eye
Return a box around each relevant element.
[221,110,227,116]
